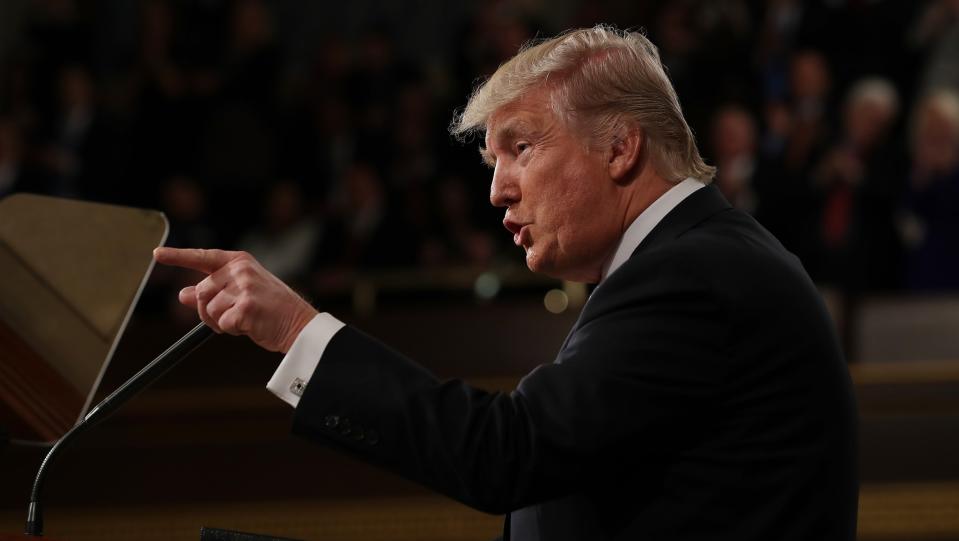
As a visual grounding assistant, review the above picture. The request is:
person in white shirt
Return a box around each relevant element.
[155,24,857,541]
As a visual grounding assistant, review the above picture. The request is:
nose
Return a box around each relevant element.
[489,162,520,208]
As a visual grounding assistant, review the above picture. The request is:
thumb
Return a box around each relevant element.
[179,286,198,307]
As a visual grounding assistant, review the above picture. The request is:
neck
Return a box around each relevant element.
[618,167,674,237]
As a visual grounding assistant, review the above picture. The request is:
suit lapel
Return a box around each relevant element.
[556,184,732,355]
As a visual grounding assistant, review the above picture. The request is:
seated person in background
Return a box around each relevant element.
[900,89,959,291]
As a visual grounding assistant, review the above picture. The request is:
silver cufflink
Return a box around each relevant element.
[290,377,306,397]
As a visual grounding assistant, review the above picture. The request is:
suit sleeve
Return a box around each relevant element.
[291,256,727,514]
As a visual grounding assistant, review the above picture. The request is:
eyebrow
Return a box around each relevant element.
[479,146,496,168]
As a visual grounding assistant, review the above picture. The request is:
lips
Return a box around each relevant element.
[513,227,524,246]
[503,218,531,247]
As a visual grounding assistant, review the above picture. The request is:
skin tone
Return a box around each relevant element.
[484,86,673,282]
[155,85,674,353]
[153,247,318,353]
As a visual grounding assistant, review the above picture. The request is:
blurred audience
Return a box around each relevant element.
[900,90,959,291]
[431,176,496,267]
[753,49,834,266]
[912,0,959,96]
[710,105,759,213]
[2,0,958,320]
[0,118,37,197]
[39,65,102,198]
[160,174,216,249]
[238,181,321,282]
[810,78,905,293]
[324,162,414,269]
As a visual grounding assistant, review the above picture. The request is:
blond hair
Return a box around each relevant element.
[451,25,715,182]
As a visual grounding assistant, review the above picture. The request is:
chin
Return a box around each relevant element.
[524,249,544,272]
[524,248,552,276]
[526,249,599,283]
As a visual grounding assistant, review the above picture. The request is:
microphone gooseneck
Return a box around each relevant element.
[25,322,214,536]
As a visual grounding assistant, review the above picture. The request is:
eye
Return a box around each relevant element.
[515,142,530,155]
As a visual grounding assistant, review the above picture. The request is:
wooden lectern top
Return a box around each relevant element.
[0,193,168,441]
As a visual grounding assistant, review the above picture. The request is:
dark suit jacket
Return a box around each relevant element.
[291,184,859,540]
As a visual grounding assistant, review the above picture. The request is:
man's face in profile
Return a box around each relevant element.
[483,88,622,283]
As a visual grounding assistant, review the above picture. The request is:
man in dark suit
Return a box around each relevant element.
[156,25,858,541]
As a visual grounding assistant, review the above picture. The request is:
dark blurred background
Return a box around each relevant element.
[1,0,957,312]
[1,1,958,540]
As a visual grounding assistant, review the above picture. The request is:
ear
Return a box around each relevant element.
[607,127,643,183]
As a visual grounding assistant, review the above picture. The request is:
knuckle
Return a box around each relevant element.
[234,303,254,332]
[235,313,251,334]
[211,301,227,319]
[234,296,254,316]
[218,314,237,335]
[199,299,216,317]
[232,258,258,279]
[195,282,213,302]
[235,275,254,293]
[198,250,215,267]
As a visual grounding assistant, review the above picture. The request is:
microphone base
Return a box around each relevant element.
[25,500,43,536]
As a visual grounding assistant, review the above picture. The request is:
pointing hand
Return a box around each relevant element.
[154,248,318,353]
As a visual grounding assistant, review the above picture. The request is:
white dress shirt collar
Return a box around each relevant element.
[599,177,705,283]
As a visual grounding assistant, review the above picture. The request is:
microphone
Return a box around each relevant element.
[25,322,215,536]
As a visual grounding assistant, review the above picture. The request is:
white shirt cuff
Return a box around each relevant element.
[266,312,345,408]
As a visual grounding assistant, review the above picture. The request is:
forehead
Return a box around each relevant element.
[485,89,557,144]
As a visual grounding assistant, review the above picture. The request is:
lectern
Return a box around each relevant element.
[1,194,303,539]
[0,193,168,442]
[0,195,306,540]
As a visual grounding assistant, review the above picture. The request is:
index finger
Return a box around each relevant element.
[154,247,239,274]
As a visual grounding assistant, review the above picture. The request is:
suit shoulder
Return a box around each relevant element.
[605,208,819,315]
[671,208,805,282]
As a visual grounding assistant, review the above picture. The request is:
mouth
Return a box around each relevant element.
[514,226,529,247]
[503,218,531,247]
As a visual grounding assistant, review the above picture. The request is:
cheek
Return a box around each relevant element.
[545,169,608,245]
[523,141,608,229]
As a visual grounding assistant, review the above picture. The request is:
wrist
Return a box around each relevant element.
[281,305,319,354]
